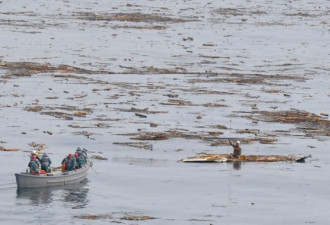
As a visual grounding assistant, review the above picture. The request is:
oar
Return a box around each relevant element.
[87,161,98,174]
[52,166,62,171]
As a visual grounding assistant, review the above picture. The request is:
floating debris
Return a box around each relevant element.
[150,122,158,127]
[188,73,306,85]
[259,138,278,144]
[236,129,259,135]
[216,125,228,129]
[115,107,167,114]
[25,106,43,112]
[257,109,330,136]
[135,113,147,118]
[0,61,108,78]
[74,214,112,220]
[260,109,321,123]
[130,132,169,141]
[46,96,59,100]
[113,142,153,150]
[73,111,87,117]
[121,215,155,221]
[182,154,311,163]
[74,212,154,222]
[160,99,193,106]
[91,155,108,160]
[72,131,96,138]
[0,147,20,151]
[92,87,111,92]
[29,142,46,151]
[208,131,223,135]
[44,131,53,135]
[164,93,179,98]
[74,12,190,23]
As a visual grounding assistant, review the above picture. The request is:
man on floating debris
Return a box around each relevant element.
[229,140,241,158]
[41,153,52,173]
[28,155,39,174]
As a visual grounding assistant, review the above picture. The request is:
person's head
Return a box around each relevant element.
[74,153,78,157]
[31,150,36,155]
[236,141,240,146]
[68,153,72,158]
[36,152,39,156]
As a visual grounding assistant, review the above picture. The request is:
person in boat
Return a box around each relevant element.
[75,152,85,169]
[82,148,88,163]
[40,153,52,173]
[75,148,85,165]
[62,153,76,171]
[229,140,241,158]
[28,155,40,175]
[30,150,41,168]
[75,147,83,158]
[76,147,88,164]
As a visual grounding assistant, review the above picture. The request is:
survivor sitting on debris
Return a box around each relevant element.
[229,140,242,158]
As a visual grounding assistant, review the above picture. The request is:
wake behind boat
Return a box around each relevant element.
[15,162,92,188]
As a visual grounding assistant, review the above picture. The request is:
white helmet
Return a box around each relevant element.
[236,141,240,145]
[31,150,36,155]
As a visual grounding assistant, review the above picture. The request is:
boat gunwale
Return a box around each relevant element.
[15,163,90,188]
[15,164,89,178]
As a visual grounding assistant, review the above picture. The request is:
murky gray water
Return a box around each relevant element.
[1,0,329,224]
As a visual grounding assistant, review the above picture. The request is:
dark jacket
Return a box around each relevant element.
[76,155,85,168]
[28,160,39,174]
[229,141,242,157]
[41,154,52,167]
[66,156,76,171]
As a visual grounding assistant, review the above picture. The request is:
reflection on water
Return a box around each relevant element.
[16,180,89,209]
[233,161,242,170]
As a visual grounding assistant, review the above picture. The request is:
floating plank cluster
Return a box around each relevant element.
[182,154,309,163]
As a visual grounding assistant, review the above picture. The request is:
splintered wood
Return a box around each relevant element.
[183,154,301,162]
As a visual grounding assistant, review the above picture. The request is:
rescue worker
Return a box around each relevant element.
[40,153,52,173]
[62,153,76,171]
[61,156,67,171]
[82,148,88,163]
[30,150,41,168]
[75,147,83,158]
[229,140,241,158]
[28,155,39,174]
[75,152,85,169]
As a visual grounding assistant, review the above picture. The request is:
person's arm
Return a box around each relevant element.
[229,140,234,147]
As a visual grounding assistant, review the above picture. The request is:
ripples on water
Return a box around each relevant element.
[16,180,89,209]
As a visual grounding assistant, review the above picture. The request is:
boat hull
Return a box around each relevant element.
[15,164,90,188]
